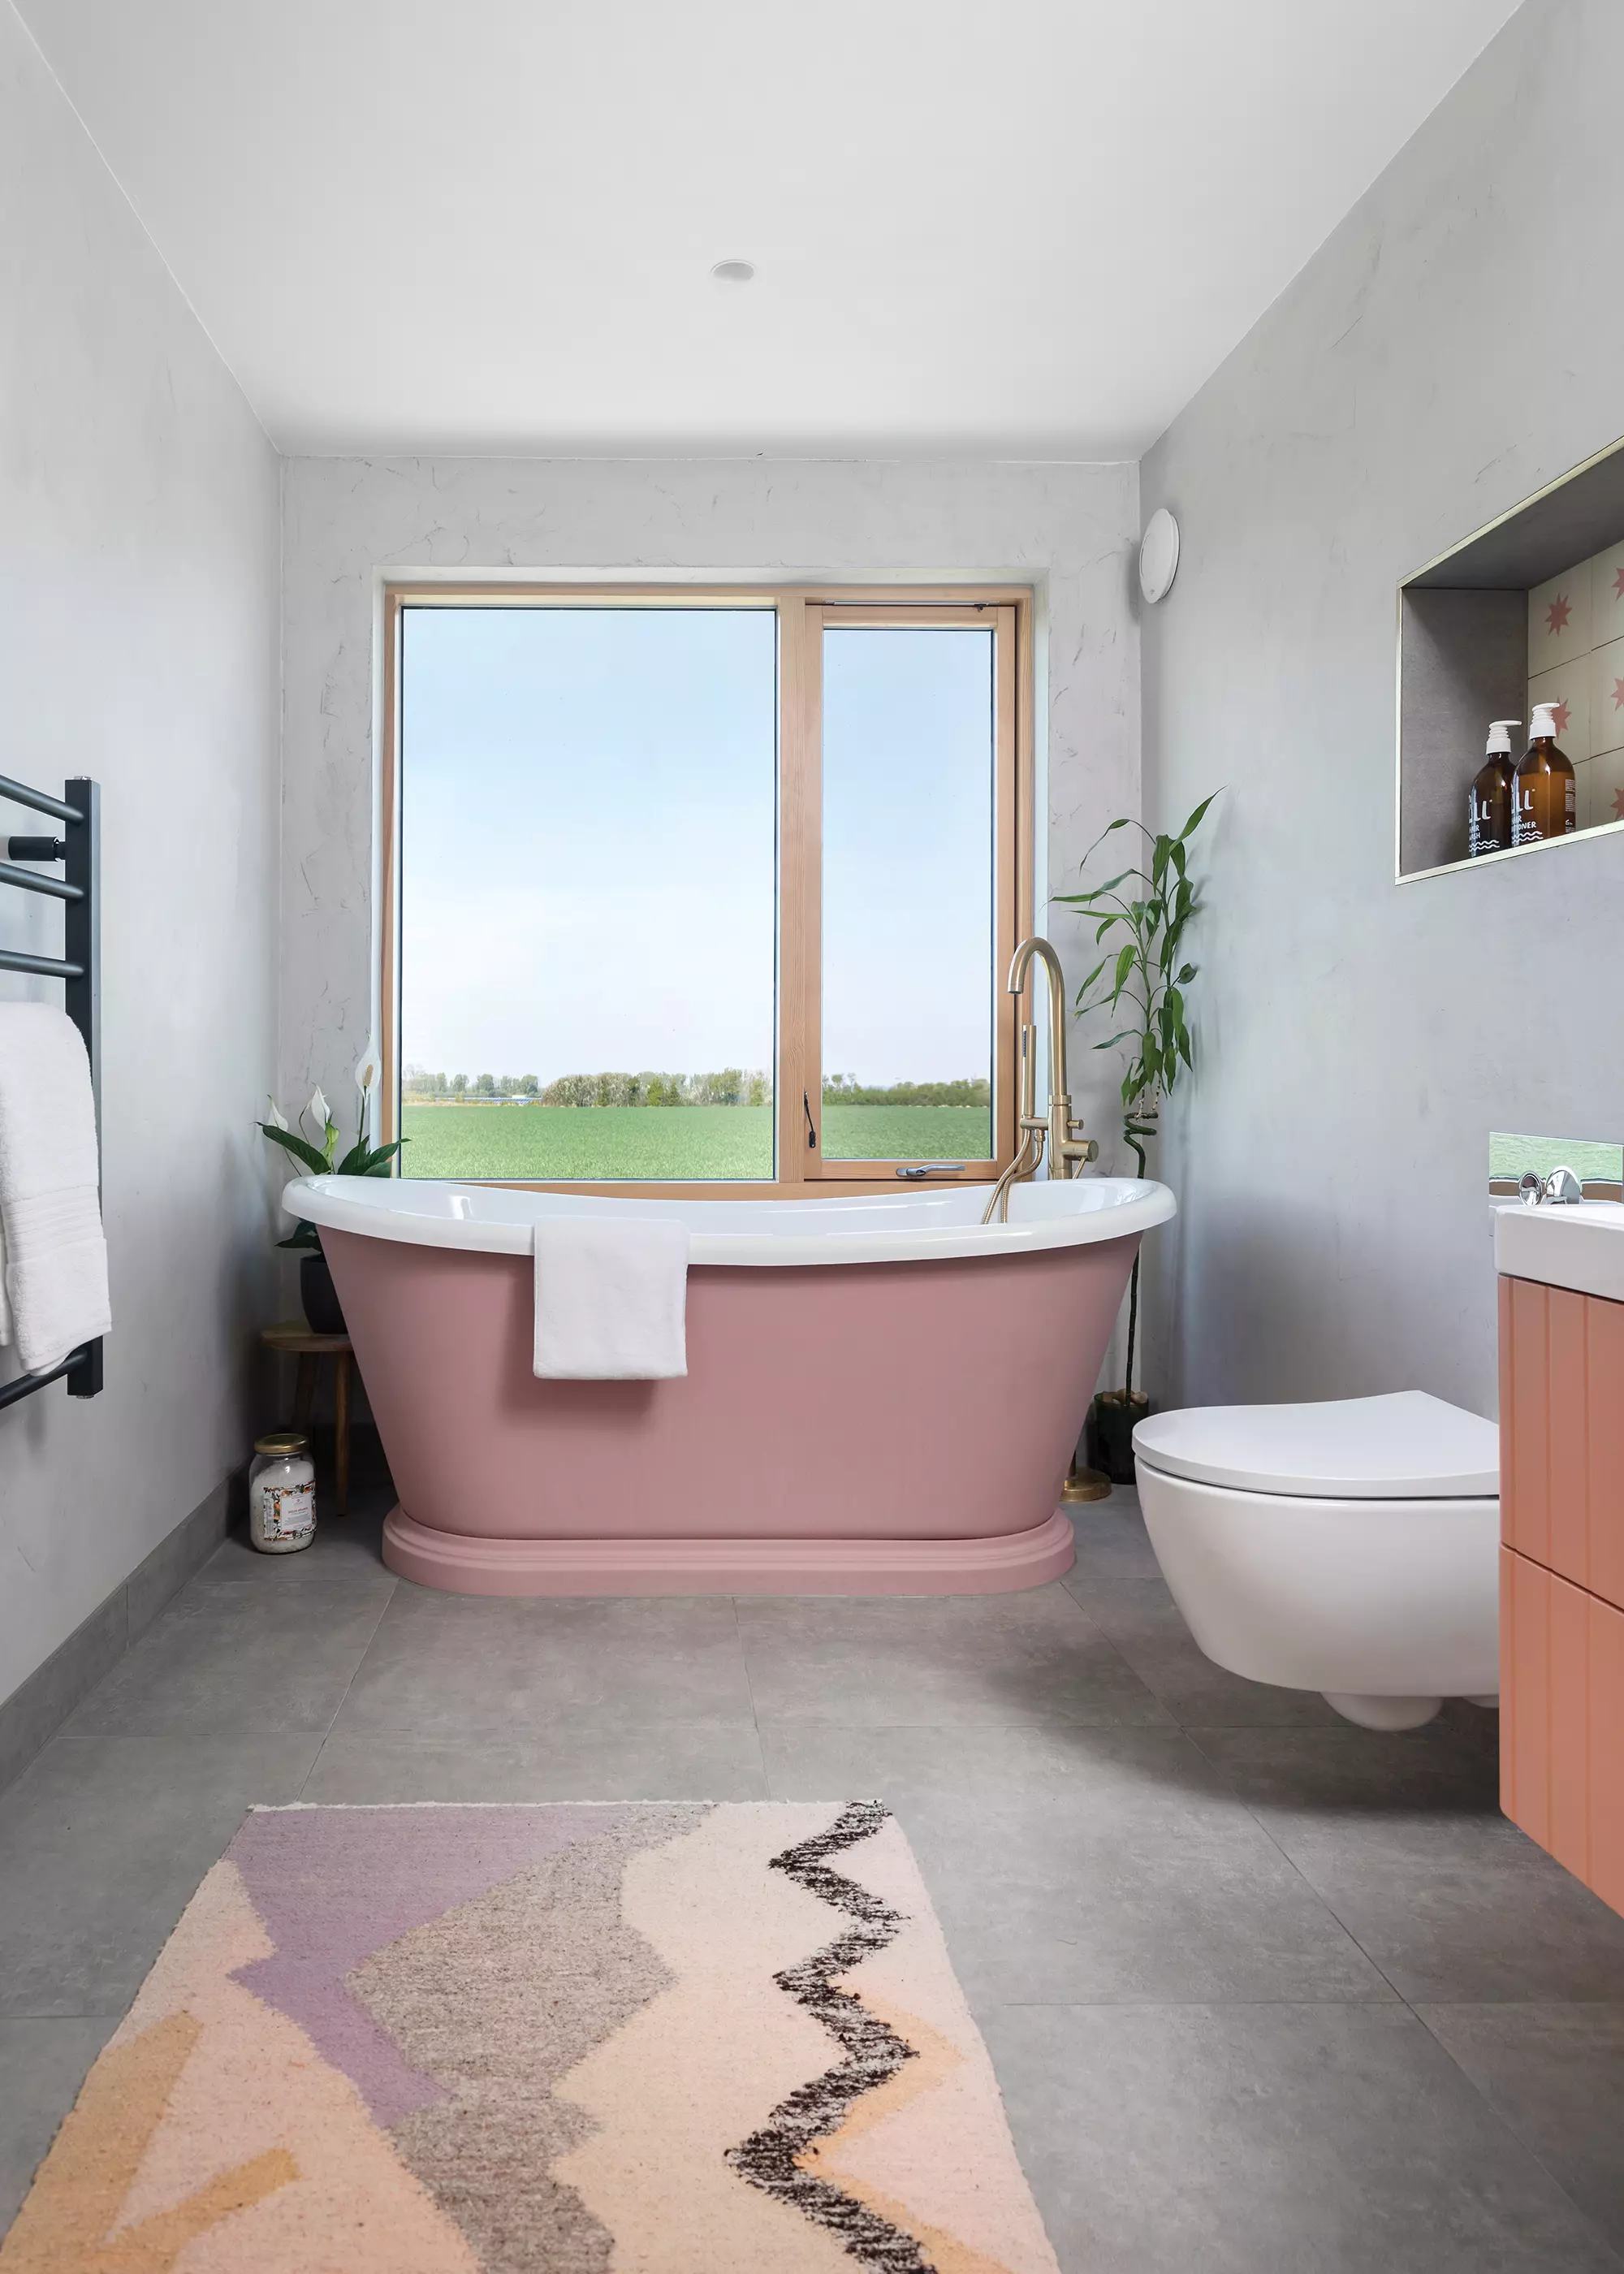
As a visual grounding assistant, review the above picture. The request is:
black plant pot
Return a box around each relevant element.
[1087,1389,1150,1485]
[300,1248,347,1336]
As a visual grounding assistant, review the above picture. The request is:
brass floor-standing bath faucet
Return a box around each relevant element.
[982,936,1099,1226]
[983,936,1112,1504]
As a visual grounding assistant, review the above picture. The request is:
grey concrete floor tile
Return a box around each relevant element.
[0,1731,322,2018]
[336,1587,756,1735]
[1193,1723,1502,1814]
[1061,1485,1164,1580]
[1418,2004,1624,2250]
[1195,1728,1624,2002]
[0,2017,114,2234]
[62,1578,392,1738]
[982,2001,1623,2274]
[736,1583,1174,1728]
[199,1496,395,1587]
[301,1722,769,1803]
[762,1720,1390,2005]
[1065,1574,1341,1727]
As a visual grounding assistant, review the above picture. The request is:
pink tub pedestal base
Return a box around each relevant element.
[382,1506,1077,1597]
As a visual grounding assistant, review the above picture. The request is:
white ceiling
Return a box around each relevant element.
[18,0,1520,460]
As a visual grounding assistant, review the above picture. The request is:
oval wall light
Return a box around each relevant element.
[710,259,756,284]
[1138,508,1180,604]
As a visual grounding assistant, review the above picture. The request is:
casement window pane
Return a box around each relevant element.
[399,607,777,1181]
[820,626,996,1161]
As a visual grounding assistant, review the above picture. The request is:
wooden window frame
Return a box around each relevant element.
[379,582,1033,1198]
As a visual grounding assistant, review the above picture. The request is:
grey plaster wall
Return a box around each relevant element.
[0,3,281,1704]
[1138,0,1622,1420]
[278,455,1141,1159]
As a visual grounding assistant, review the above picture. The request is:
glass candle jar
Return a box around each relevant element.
[248,1432,316,1554]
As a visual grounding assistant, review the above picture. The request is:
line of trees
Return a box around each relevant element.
[402,1067,991,1109]
[821,1074,991,1108]
[539,1070,770,1109]
[402,1066,771,1107]
[404,1070,540,1100]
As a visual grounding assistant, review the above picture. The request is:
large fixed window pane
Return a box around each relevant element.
[820,625,996,1160]
[399,607,777,1181]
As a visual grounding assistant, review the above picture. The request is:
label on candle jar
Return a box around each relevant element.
[263,1483,314,1541]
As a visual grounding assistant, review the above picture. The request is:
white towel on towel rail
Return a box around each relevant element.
[0,1004,110,1374]
[533,1213,689,1380]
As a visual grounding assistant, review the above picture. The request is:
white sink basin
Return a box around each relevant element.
[1494,1200,1624,1301]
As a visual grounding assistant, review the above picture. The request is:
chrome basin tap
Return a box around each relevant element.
[983,935,1098,1223]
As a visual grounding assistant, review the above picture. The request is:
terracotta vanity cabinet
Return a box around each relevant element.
[1498,1266,1624,1915]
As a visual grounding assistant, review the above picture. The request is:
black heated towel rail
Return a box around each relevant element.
[0,773,102,1407]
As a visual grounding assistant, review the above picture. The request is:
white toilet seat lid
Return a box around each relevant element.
[1132,1390,1499,1499]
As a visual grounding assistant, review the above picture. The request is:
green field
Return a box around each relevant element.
[401,1103,992,1181]
[1488,1131,1623,1182]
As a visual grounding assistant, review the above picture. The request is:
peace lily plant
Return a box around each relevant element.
[259,1052,404,1255]
[1056,793,1217,1479]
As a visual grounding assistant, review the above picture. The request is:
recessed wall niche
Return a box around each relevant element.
[1397,434,1624,879]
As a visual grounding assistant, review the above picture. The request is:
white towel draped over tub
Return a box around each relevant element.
[0,1003,110,1375]
[533,1213,689,1380]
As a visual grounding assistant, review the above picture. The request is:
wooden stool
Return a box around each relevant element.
[260,1321,354,1515]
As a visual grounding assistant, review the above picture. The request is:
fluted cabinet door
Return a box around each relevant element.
[1501,1546,1624,1916]
[1499,1274,1624,1608]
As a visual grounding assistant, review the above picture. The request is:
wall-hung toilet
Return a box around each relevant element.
[1132,1392,1500,1731]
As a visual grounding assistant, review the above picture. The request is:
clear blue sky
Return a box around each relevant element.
[400,607,993,1086]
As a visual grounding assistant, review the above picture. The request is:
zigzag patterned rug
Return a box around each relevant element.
[1,1801,1059,2273]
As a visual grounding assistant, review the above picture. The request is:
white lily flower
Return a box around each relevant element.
[309,1085,333,1134]
[354,1044,381,1095]
[266,1096,290,1131]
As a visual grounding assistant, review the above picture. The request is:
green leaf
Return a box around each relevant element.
[261,1124,332,1176]
[1177,963,1197,984]
[276,1224,320,1251]
[1073,958,1109,1005]
[1077,816,1133,870]
[1095,913,1124,942]
[1091,1030,1134,1052]
[1179,792,1218,840]
[1112,941,1136,997]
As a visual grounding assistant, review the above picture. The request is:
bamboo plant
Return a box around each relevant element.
[1055,793,1216,1412]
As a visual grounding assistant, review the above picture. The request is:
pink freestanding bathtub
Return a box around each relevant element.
[285,1175,1175,1596]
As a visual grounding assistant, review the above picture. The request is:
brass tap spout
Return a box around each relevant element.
[983,936,1099,1224]
[1008,935,1099,1185]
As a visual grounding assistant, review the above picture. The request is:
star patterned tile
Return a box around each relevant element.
[1529,566,1592,676]
[1527,661,1590,763]
[1588,634,1624,757]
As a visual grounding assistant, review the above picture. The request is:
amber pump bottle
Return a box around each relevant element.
[1468,719,1520,857]
[1513,703,1577,846]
